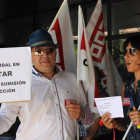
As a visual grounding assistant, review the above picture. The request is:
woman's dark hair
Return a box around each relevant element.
[123,35,140,50]
[123,35,140,82]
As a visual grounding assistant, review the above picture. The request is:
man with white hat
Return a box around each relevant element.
[0,29,93,140]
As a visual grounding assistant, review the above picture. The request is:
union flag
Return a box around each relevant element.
[86,0,122,96]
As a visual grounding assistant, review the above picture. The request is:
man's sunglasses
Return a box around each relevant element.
[32,48,56,56]
[123,48,137,56]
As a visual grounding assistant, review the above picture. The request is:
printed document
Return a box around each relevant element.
[94,96,124,118]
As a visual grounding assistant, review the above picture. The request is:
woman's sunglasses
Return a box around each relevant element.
[123,48,137,56]
[32,48,55,56]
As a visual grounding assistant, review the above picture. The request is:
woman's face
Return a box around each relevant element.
[124,42,140,73]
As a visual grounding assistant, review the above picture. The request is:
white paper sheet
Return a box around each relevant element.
[94,96,124,118]
[0,47,32,103]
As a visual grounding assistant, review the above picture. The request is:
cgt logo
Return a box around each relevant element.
[89,13,106,63]
[123,98,131,106]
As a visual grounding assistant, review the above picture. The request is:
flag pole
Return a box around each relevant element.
[48,0,67,32]
[77,5,81,88]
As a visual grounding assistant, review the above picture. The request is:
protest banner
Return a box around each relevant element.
[0,47,32,103]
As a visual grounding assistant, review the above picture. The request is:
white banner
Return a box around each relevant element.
[77,6,99,113]
[0,47,32,103]
[86,0,123,96]
[48,0,76,75]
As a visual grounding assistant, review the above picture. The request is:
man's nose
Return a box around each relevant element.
[42,51,50,57]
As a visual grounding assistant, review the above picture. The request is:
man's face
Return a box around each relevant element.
[31,46,56,75]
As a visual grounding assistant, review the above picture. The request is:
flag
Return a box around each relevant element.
[86,0,123,96]
[48,0,76,74]
[77,5,99,113]
[113,47,122,68]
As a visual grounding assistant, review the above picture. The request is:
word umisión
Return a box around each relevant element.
[0,63,11,67]
[1,81,26,86]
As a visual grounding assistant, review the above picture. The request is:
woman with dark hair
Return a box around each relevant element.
[101,35,140,140]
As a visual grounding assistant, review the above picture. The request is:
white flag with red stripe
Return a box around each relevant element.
[48,0,76,74]
[86,0,122,96]
[77,5,99,113]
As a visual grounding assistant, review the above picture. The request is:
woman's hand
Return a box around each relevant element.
[101,113,118,129]
[129,110,140,125]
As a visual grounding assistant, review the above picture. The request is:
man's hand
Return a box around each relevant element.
[65,102,83,119]
[129,110,140,125]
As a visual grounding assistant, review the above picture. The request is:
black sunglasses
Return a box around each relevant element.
[32,48,55,56]
[123,48,137,56]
